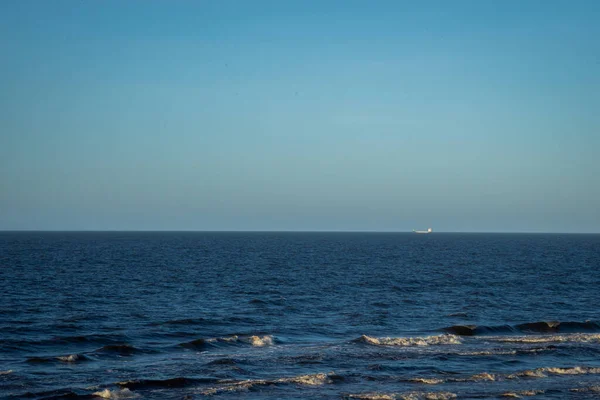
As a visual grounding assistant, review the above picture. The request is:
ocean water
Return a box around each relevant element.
[1,232,599,400]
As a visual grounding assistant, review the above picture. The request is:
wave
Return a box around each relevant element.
[539,366,600,375]
[408,378,445,385]
[501,390,544,398]
[570,386,600,393]
[0,369,13,375]
[200,372,341,395]
[398,365,600,386]
[518,320,600,333]
[488,333,600,344]
[443,324,513,336]
[27,354,90,363]
[92,388,139,399]
[57,354,89,362]
[344,392,456,400]
[94,344,145,355]
[116,377,215,390]
[7,333,128,351]
[51,334,125,344]
[355,334,461,347]
[179,334,274,349]
[479,366,600,381]
[443,320,600,336]
[454,346,556,357]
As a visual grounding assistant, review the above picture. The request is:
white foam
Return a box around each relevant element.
[506,366,600,379]
[398,393,456,400]
[542,366,600,375]
[247,335,274,347]
[570,386,600,393]
[200,372,334,395]
[345,392,456,400]
[205,335,239,344]
[409,378,445,385]
[468,372,496,381]
[488,333,600,344]
[200,379,262,396]
[92,388,139,399]
[345,394,395,400]
[57,354,81,362]
[457,350,517,356]
[204,334,274,347]
[501,390,544,398]
[0,370,13,375]
[358,334,461,347]
[275,372,330,385]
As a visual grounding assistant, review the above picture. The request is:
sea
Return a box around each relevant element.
[1,232,599,400]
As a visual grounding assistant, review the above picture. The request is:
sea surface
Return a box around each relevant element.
[1,232,600,400]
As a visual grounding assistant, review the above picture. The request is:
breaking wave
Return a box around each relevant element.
[179,334,274,349]
[501,390,544,398]
[200,372,341,395]
[57,354,90,362]
[570,386,600,393]
[443,320,600,336]
[488,333,600,344]
[93,388,139,399]
[408,378,445,385]
[355,334,461,347]
[344,391,456,400]
[27,354,90,363]
[396,365,600,386]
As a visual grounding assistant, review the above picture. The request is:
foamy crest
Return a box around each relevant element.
[276,372,331,385]
[357,334,461,347]
[205,335,239,344]
[457,350,517,356]
[507,366,600,379]
[92,388,139,399]
[507,369,547,379]
[409,378,445,385]
[201,379,263,396]
[570,386,600,393]
[345,394,395,400]
[469,372,496,381]
[542,366,600,375]
[0,370,13,375]
[489,333,600,344]
[57,354,82,362]
[501,390,544,398]
[200,372,334,395]
[247,335,274,347]
[200,334,274,347]
[345,392,456,400]
[398,392,457,400]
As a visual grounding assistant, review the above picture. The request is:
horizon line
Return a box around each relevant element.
[0,230,598,234]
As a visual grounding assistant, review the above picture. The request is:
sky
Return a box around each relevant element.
[1,0,599,232]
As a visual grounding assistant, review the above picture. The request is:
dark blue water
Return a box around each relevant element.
[1,232,600,399]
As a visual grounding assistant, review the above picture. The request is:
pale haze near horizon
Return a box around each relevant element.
[1,1,599,233]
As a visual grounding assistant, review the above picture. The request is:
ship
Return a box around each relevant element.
[413,228,433,234]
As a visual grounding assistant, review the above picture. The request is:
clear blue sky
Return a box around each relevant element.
[1,0,598,232]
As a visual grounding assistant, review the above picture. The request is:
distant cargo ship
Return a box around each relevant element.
[413,228,433,234]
